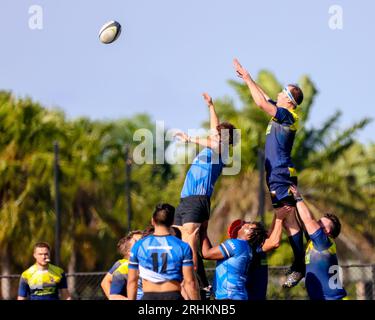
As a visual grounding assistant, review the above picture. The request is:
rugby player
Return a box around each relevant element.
[127,203,199,300]
[290,185,347,300]
[234,58,305,288]
[17,242,71,300]
[173,93,236,295]
[201,207,292,300]
[101,231,143,299]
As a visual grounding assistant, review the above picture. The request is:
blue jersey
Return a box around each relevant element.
[214,239,252,300]
[129,235,193,283]
[305,228,347,300]
[108,259,143,300]
[18,264,67,300]
[265,103,298,199]
[181,148,224,198]
[246,248,268,300]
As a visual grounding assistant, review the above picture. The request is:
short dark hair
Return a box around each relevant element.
[288,84,304,106]
[117,230,143,257]
[248,222,268,249]
[324,213,341,238]
[152,203,175,227]
[33,242,50,252]
[216,122,236,145]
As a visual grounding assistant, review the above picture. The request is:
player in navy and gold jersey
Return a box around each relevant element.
[173,93,236,296]
[234,58,306,288]
[290,185,347,300]
[201,207,291,300]
[17,242,70,300]
[127,203,199,300]
[100,231,143,299]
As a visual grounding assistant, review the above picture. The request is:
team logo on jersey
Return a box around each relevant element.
[228,241,236,250]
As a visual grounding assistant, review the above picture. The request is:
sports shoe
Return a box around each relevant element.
[282,271,304,288]
[201,285,212,300]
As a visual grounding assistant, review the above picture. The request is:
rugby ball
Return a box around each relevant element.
[99,20,122,44]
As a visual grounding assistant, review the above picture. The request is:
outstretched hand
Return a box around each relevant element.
[233,58,251,81]
[202,93,213,107]
[174,131,190,143]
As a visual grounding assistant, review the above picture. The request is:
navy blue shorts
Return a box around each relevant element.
[266,167,298,208]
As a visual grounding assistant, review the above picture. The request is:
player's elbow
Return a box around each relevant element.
[100,279,107,290]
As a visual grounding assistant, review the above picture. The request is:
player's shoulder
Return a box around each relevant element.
[168,235,190,250]
[48,264,65,275]
[114,259,129,274]
[113,258,127,266]
[224,238,249,251]
[168,234,185,244]
[131,237,145,251]
[21,264,37,279]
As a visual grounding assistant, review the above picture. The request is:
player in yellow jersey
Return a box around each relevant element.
[17,242,71,300]
[100,231,143,299]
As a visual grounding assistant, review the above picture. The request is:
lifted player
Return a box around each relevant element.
[174,93,236,295]
[234,58,305,288]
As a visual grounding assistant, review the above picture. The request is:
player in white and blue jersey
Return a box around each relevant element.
[127,203,199,300]
[201,207,291,300]
[173,93,236,297]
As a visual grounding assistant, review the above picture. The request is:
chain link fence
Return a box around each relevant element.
[1,265,374,300]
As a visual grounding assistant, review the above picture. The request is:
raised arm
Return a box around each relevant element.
[290,185,320,235]
[203,93,219,131]
[174,132,216,150]
[262,206,293,252]
[233,58,276,116]
[201,229,225,260]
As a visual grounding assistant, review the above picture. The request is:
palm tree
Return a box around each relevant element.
[0,92,64,298]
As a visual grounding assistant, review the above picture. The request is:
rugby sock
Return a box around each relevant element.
[288,231,305,273]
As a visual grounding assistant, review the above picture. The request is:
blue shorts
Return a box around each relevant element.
[266,167,298,208]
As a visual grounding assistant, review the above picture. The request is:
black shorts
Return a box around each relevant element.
[174,195,211,225]
[141,291,184,300]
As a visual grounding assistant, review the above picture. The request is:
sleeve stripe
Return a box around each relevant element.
[220,243,230,258]
[129,261,138,266]
[183,259,192,263]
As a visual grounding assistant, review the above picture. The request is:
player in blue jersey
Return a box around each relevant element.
[201,207,292,300]
[17,242,71,300]
[234,58,306,288]
[290,185,347,300]
[227,219,268,300]
[173,93,236,296]
[127,203,199,300]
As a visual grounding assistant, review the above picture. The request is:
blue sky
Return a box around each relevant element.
[0,0,374,143]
